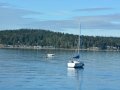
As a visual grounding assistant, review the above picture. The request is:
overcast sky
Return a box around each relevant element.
[0,0,120,37]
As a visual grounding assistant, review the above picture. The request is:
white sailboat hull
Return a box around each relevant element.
[67,61,84,68]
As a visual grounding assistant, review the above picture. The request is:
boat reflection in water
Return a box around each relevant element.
[67,68,84,90]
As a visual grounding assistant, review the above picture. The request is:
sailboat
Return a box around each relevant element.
[67,24,84,68]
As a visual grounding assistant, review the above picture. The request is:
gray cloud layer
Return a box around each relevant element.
[23,13,120,32]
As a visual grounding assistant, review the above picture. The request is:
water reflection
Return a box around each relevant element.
[67,68,84,90]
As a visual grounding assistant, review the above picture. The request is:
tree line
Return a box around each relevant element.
[0,29,120,50]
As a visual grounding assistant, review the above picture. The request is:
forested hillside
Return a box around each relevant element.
[0,29,120,50]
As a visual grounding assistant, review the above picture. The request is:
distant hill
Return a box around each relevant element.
[0,29,120,50]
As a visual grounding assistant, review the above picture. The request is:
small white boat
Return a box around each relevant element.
[47,53,55,57]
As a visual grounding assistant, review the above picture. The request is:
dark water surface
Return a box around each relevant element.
[0,49,120,90]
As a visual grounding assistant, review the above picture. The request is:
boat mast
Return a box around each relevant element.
[78,24,81,55]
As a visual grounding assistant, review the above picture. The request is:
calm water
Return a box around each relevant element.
[0,49,120,90]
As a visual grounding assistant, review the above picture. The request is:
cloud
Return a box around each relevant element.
[0,2,10,7]
[0,2,43,29]
[73,7,113,12]
[22,13,120,32]
[73,14,120,30]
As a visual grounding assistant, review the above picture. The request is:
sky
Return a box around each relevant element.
[0,0,120,37]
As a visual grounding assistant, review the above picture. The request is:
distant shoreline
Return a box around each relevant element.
[0,45,120,52]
